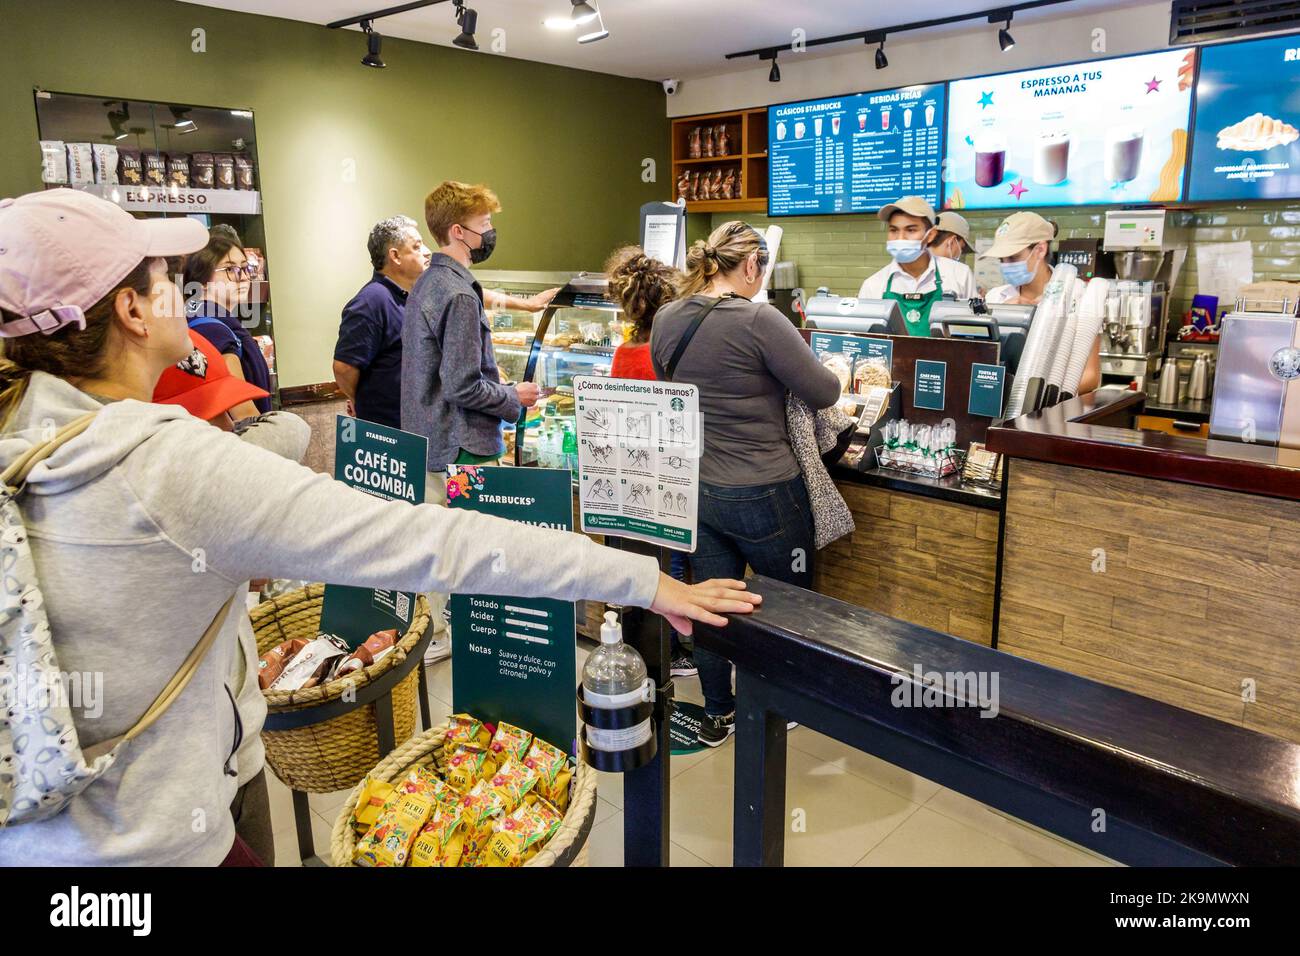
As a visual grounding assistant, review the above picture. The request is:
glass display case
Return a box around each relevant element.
[491,274,625,467]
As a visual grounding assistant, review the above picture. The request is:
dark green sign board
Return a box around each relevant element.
[668,700,709,755]
[913,359,947,411]
[447,466,577,753]
[318,416,427,648]
[810,330,894,370]
[967,362,1006,418]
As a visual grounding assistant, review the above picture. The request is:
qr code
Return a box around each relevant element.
[395,592,410,624]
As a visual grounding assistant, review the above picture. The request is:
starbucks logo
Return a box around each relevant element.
[1269,346,1300,381]
[670,397,684,412]
[907,309,920,322]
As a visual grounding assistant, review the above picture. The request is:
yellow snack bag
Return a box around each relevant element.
[353,792,434,867]
[351,777,396,833]
[523,736,573,812]
[488,721,533,764]
[479,803,562,867]
[445,744,497,793]
[526,794,563,828]
[409,806,466,868]
[458,780,509,866]
[487,758,538,812]
[396,765,458,807]
[443,713,491,760]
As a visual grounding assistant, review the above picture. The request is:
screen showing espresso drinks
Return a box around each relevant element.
[944,49,1195,209]
[1189,33,1300,201]
[768,83,946,216]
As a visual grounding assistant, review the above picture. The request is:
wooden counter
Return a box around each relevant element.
[988,391,1300,745]
[816,467,1001,646]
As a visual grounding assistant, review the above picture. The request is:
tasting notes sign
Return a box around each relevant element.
[572,376,701,552]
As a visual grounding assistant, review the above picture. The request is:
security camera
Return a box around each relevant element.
[663,79,680,96]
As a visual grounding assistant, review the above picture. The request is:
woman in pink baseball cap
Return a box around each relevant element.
[0,189,759,867]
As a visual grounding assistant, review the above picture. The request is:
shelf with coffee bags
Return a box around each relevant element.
[670,107,768,212]
[63,182,262,216]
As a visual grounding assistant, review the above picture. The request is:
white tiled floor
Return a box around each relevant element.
[265,649,1118,868]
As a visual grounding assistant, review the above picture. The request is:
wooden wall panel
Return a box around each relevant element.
[1001,458,1300,745]
[816,483,998,646]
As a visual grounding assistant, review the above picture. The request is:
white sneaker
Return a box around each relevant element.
[423,634,451,665]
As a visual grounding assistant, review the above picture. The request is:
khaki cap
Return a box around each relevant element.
[935,211,972,250]
[980,211,1056,259]
[877,196,936,225]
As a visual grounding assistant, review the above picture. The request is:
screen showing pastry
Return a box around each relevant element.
[1190,32,1300,200]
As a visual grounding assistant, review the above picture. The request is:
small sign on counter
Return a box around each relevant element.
[913,359,947,411]
[967,363,1006,418]
[810,330,894,370]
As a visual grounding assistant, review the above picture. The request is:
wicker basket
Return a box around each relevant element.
[331,723,597,867]
[251,584,431,793]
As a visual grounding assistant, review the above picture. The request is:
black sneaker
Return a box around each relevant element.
[698,711,735,747]
[670,655,698,678]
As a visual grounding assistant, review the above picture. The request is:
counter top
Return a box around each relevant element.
[1140,396,1213,424]
[832,463,1001,511]
[987,388,1300,502]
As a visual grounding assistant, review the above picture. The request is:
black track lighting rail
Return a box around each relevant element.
[326,0,450,30]
[724,0,1073,62]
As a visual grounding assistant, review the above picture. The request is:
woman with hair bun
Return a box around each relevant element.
[650,221,840,747]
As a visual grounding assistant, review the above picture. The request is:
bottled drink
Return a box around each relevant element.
[562,424,577,471]
[581,611,651,751]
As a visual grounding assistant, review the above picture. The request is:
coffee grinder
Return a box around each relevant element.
[1100,209,1188,390]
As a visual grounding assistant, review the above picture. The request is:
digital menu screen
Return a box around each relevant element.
[944,49,1195,210]
[1189,33,1300,201]
[768,83,946,217]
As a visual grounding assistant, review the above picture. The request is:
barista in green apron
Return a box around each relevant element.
[882,266,943,337]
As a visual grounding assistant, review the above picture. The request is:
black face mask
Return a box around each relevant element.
[459,224,497,265]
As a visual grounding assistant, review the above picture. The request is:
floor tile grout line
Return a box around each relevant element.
[922,790,1110,864]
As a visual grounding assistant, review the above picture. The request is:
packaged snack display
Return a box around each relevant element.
[488,721,533,764]
[118,149,143,186]
[40,141,67,184]
[191,152,215,189]
[350,778,396,833]
[522,736,573,812]
[234,153,255,190]
[167,153,190,187]
[853,357,891,393]
[65,143,94,185]
[214,153,236,189]
[353,792,434,867]
[143,152,166,188]
[409,806,465,867]
[334,628,398,676]
[445,744,497,793]
[91,144,118,185]
[443,713,491,759]
[396,765,458,808]
[487,759,538,810]
[257,637,309,690]
[458,780,511,866]
[268,634,349,691]
[477,801,561,867]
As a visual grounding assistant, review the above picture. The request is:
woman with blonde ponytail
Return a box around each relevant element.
[650,221,840,747]
[0,190,758,867]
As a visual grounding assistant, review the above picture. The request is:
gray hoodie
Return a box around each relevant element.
[0,372,659,866]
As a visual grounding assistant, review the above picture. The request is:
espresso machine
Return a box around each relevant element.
[1100,210,1188,390]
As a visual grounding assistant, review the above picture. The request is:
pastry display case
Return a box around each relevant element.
[491,274,624,467]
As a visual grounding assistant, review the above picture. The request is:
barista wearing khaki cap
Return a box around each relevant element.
[980,210,1102,392]
[858,196,977,336]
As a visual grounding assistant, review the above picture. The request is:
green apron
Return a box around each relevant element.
[883,264,944,337]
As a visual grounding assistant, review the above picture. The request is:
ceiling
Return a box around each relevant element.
[181,0,1135,82]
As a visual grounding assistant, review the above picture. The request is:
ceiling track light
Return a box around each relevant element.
[453,1,479,50]
[764,49,780,83]
[577,6,608,44]
[997,13,1016,52]
[873,35,888,70]
[360,19,386,67]
[570,0,599,25]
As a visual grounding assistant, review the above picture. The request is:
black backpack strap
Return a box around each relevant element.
[663,297,727,382]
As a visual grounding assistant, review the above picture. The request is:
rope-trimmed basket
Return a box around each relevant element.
[331,723,597,868]
[250,584,431,793]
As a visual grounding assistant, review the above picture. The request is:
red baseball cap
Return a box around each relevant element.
[154,330,269,420]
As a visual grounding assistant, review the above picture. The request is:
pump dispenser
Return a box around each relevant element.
[581,611,652,751]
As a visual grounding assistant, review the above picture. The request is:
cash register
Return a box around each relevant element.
[803,293,907,335]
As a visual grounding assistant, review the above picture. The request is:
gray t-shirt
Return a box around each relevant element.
[651,295,840,487]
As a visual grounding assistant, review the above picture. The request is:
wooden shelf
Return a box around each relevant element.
[671,107,768,213]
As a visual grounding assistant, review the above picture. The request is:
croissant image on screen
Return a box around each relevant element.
[1217,112,1300,151]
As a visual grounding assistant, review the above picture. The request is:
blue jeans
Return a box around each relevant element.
[669,551,689,658]
[687,475,815,716]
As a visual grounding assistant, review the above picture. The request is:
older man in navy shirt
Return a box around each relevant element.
[333,216,430,428]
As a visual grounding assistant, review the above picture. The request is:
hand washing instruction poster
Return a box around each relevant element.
[573,376,700,552]
[944,48,1194,209]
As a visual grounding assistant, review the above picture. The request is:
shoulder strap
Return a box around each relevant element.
[189,316,244,354]
[3,411,236,761]
[664,297,727,382]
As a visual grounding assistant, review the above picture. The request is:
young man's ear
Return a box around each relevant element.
[113,287,149,338]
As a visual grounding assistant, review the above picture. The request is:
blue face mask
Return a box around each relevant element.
[1000,259,1036,287]
[886,240,925,264]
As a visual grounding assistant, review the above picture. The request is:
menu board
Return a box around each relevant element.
[944,49,1195,210]
[769,84,946,216]
[1189,33,1300,201]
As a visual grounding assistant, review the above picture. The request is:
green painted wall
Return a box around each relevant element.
[716,205,1300,318]
[0,0,668,387]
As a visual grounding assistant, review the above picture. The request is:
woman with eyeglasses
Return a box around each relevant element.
[182,232,273,415]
